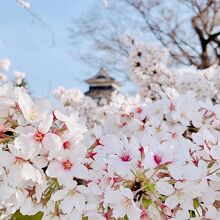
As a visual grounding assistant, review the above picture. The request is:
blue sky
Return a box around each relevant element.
[0,0,103,97]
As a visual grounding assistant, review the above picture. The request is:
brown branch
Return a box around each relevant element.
[208,31,220,42]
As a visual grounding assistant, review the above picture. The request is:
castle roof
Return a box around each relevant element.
[85,68,120,87]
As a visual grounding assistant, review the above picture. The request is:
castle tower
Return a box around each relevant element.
[84,68,120,104]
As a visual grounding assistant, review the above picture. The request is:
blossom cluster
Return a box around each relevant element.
[54,86,143,128]
[1,82,220,219]
[0,58,27,89]
[128,43,174,101]
[16,0,31,9]
[53,87,100,127]
[0,86,88,219]
[128,42,220,103]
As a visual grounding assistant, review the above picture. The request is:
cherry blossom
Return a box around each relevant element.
[0,58,11,72]
[1,57,220,219]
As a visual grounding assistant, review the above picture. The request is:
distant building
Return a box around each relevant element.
[84,68,120,105]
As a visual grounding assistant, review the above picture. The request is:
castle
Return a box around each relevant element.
[84,68,120,105]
